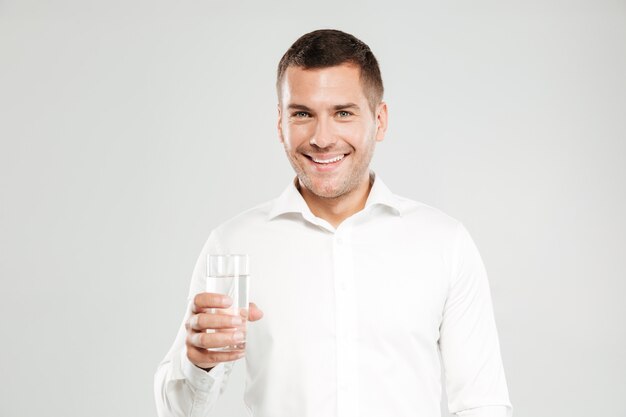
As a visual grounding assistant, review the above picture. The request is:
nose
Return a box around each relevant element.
[309,116,337,149]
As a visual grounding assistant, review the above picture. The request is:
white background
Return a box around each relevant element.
[1,1,625,416]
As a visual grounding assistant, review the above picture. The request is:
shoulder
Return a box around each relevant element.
[371,173,462,235]
[394,193,462,232]
[387,195,477,269]
[211,199,274,239]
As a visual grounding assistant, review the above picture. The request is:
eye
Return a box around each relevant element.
[337,110,352,118]
[293,111,310,118]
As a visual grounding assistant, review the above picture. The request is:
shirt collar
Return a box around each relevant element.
[268,171,405,221]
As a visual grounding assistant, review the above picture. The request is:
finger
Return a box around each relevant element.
[187,345,245,367]
[187,313,243,331]
[187,330,245,349]
[192,293,232,313]
[248,302,264,322]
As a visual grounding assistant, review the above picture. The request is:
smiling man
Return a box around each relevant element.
[155,29,513,417]
[278,61,387,226]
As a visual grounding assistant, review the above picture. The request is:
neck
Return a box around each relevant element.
[297,172,373,228]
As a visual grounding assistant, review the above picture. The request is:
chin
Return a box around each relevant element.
[312,188,342,199]
[304,178,349,199]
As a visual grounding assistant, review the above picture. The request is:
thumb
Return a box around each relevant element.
[248,302,264,321]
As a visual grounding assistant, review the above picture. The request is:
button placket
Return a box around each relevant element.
[333,225,359,417]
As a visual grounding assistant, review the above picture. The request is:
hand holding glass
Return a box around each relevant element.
[206,254,250,352]
[185,254,258,370]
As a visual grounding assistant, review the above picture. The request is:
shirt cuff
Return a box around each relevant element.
[180,349,228,392]
[456,405,513,417]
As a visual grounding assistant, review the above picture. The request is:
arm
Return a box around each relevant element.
[153,299,236,417]
[153,231,236,417]
[439,222,513,417]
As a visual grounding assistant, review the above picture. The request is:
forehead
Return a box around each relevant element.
[280,63,367,104]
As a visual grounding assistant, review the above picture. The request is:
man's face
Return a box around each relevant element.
[277,63,388,200]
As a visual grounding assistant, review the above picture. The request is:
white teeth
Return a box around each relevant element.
[311,154,345,164]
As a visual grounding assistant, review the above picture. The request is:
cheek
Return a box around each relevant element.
[336,123,367,144]
[284,124,313,147]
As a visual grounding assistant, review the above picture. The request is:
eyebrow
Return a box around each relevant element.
[287,103,361,112]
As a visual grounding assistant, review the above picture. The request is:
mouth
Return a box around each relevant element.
[304,153,349,171]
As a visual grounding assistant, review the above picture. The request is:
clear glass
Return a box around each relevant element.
[206,254,249,352]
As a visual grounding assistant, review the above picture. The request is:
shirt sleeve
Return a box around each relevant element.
[439,222,513,417]
[154,230,236,417]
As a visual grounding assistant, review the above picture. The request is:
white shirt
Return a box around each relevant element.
[154,173,512,417]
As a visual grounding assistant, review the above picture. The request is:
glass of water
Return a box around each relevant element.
[206,254,250,352]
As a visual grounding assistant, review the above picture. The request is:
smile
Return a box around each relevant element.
[311,154,345,164]
[304,153,348,171]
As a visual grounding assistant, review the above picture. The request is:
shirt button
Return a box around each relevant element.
[336,237,343,245]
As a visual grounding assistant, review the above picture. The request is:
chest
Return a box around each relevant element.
[238,229,450,348]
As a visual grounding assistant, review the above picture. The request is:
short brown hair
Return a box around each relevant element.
[276,29,384,114]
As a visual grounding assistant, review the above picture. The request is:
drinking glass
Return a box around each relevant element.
[206,254,249,352]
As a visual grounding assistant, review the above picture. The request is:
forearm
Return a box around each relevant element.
[154,300,233,417]
[155,344,234,417]
[441,223,513,416]
[154,352,195,417]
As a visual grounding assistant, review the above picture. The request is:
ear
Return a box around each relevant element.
[374,101,388,142]
[277,104,284,143]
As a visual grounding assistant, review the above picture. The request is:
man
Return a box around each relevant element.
[155,29,512,417]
